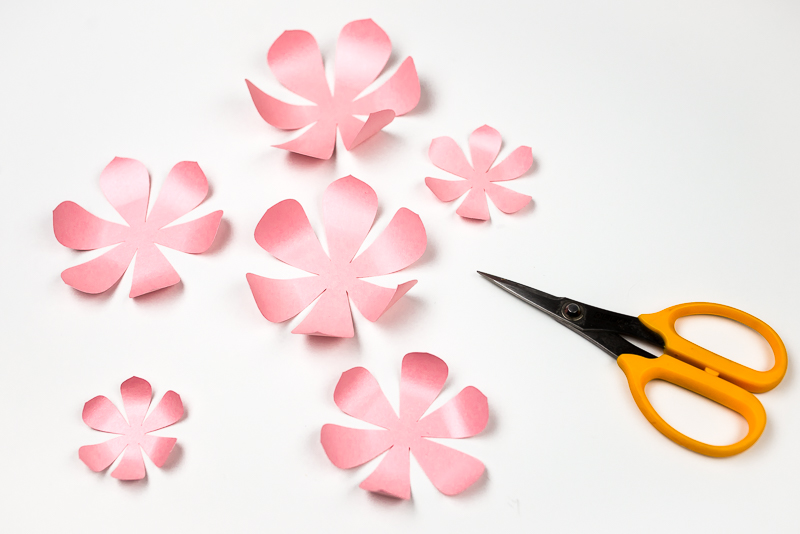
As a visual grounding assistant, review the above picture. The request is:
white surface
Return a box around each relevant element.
[1,0,799,532]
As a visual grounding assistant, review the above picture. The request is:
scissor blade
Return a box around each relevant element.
[477,271,563,318]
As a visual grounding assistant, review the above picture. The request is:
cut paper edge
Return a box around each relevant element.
[343,109,396,151]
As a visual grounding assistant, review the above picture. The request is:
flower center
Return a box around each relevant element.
[318,257,358,292]
[389,417,422,449]
[125,424,146,445]
[125,220,160,249]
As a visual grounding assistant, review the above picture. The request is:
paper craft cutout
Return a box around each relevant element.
[245,18,420,159]
[247,176,426,338]
[425,125,534,220]
[79,377,183,480]
[54,157,223,297]
[321,352,488,499]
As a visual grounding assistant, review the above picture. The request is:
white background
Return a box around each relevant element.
[1,0,799,532]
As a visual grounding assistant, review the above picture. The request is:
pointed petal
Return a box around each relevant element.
[485,183,531,214]
[140,435,178,467]
[254,199,328,274]
[246,274,326,323]
[456,188,490,221]
[142,391,183,433]
[291,289,353,337]
[129,243,181,298]
[146,161,209,228]
[469,125,502,173]
[424,177,472,203]
[351,208,426,278]
[111,444,146,480]
[79,436,128,472]
[488,146,534,182]
[351,57,420,116]
[400,352,448,422]
[338,110,395,151]
[429,136,474,179]
[322,176,377,263]
[156,211,223,253]
[82,395,129,434]
[359,445,411,500]
[61,243,136,294]
[418,387,488,438]
[274,119,337,160]
[321,425,394,468]
[120,377,152,427]
[333,367,398,428]
[349,278,416,322]
[53,202,129,250]
[267,29,331,104]
[99,157,150,226]
[246,79,319,130]
[334,19,391,102]
[411,438,484,496]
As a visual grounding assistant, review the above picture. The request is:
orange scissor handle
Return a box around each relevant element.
[639,302,787,393]
[617,353,767,457]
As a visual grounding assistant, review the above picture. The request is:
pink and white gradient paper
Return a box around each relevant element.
[321,352,488,499]
[79,377,183,481]
[246,19,420,159]
[54,157,223,297]
[426,125,534,220]
[247,176,426,338]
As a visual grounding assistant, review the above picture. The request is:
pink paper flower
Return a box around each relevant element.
[321,352,488,499]
[247,176,426,338]
[425,125,534,220]
[245,18,420,159]
[54,157,223,297]
[79,377,184,481]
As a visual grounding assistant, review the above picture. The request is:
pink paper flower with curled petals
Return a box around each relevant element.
[79,377,183,481]
[247,176,426,338]
[321,352,488,499]
[245,18,420,159]
[425,125,534,220]
[53,157,223,297]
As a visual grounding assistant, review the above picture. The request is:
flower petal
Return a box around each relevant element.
[291,288,353,337]
[333,19,392,102]
[429,136,474,179]
[485,183,531,214]
[147,161,210,229]
[140,435,178,467]
[351,57,420,116]
[246,79,320,130]
[399,352,448,422]
[120,376,152,427]
[82,395,129,434]
[156,210,223,253]
[274,119,337,160]
[424,177,472,202]
[322,176,377,263]
[53,202,129,250]
[338,110,395,151]
[359,445,411,500]
[267,29,331,104]
[254,199,329,274]
[79,436,128,472]
[456,188,490,221]
[129,243,181,298]
[469,125,502,173]
[99,157,150,226]
[321,425,394,468]
[333,367,398,428]
[142,391,183,433]
[61,242,137,294]
[246,274,327,323]
[111,444,147,480]
[418,387,488,438]
[348,278,416,322]
[411,437,484,496]
[351,208,426,278]
[488,146,534,182]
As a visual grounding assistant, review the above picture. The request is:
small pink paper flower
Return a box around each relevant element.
[79,377,184,481]
[247,176,426,338]
[54,157,223,297]
[321,352,488,499]
[245,18,420,159]
[425,125,534,220]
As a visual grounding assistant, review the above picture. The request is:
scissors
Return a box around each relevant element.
[478,272,788,457]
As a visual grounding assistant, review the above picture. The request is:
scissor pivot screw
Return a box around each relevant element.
[563,302,583,321]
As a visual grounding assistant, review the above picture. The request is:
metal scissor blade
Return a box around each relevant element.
[477,271,563,318]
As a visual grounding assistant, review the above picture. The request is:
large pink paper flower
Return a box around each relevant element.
[245,18,420,159]
[247,176,426,338]
[425,125,534,220]
[321,352,488,499]
[79,377,183,481]
[54,157,223,297]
